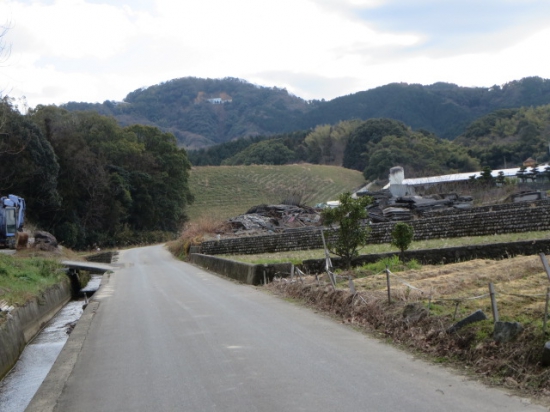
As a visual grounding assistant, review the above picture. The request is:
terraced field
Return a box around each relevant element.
[187,164,366,220]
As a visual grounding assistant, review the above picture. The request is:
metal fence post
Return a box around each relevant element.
[348,276,356,294]
[540,253,550,282]
[489,283,499,323]
[385,266,391,304]
[544,287,550,335]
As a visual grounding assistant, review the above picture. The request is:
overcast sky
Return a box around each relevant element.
[1,0,550,109]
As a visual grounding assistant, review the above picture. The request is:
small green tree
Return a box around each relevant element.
[321,192,372,269]
[495,171,506,187]
[477,166,494,185]
[391,222,414,262]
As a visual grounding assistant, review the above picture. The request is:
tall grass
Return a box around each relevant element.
[167,216,229,258]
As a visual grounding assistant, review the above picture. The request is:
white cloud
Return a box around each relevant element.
[4,0,140,59]
[0,0,549,108]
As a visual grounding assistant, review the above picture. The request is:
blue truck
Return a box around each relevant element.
[0,195,26,249]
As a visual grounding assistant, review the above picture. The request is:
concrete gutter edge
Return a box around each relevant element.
[0,280,73,381]
[25,274,110,412]
[188,253,292,285]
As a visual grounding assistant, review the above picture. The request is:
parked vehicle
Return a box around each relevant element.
[0,195,26,249]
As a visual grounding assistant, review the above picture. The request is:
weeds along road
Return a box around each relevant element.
[28,245,547,412]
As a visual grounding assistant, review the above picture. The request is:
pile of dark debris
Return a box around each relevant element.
[225,204,322,237]
[360,189,473,222]
[217,192,474,238]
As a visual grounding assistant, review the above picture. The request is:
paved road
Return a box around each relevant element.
[27,245,547,411]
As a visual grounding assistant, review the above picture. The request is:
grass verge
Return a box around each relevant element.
[0,254,65,320]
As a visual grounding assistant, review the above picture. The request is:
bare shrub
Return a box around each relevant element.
[168,216,230,258]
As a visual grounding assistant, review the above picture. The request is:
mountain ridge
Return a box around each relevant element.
[62,76,550,149]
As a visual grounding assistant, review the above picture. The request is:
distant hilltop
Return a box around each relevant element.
[62,76,550,150]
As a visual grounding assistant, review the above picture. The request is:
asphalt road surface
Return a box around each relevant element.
[27,245,548,411]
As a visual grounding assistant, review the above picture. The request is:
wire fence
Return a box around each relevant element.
[272,252,550,334]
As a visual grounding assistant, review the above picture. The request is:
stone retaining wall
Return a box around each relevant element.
[0,279,72,380]
[420,199,550,218]
[199,201,550,256]
[302,239,550,272]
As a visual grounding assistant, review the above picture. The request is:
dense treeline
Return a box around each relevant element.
[64,76,550,149]
[454,105,550,169]
[189,119,481,180]
[299,77,550,139]
[344,120,480,180]
[190,102,550,182]
[0,98,193,249]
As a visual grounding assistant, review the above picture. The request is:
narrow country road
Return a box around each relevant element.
[28,245,547,411]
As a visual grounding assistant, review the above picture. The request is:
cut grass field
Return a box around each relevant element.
[186,164,366,220]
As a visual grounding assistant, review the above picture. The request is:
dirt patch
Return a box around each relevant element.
[265,256,550,402]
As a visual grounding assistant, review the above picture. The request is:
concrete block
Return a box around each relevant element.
[447,310,487,334]
[493,321,524,343]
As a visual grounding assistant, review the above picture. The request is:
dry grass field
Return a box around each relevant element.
[353,255,549,323]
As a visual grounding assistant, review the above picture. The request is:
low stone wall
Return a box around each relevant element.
[199,201,550,256]
[301,239,550,272]
[189,254,293,285]
[199,229,334,256]
[420,199,550,218]
[0,279,72,380]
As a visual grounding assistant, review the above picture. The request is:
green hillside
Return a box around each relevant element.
[63,76,550,149]
[187,164,366,220]
[299,77,550,139]
[63,77,312,149]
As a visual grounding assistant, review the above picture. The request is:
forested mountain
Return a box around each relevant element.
[299,77,550,139]
[63,76,550,149]
[0,98,193,249]
[63,77,313,150]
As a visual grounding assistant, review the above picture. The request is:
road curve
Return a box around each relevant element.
[27,244,547,411]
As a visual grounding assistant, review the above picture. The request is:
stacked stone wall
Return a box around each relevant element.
[200,202,550,256]
[420,199,550,218]
[301,239,550,272]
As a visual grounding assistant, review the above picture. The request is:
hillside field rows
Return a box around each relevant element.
[186,164,366,220]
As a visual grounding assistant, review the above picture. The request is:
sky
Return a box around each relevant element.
[1,0,550,109]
